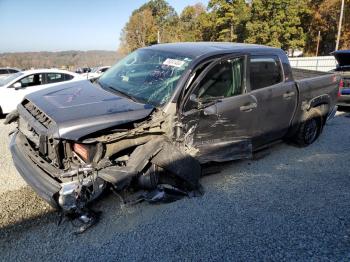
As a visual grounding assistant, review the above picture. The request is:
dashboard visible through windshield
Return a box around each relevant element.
[98,49,192,106]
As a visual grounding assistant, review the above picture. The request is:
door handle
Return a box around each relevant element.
[240,103,257,112]
[283,91,295,99]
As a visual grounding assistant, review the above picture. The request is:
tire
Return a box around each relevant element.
[293,108,323,147]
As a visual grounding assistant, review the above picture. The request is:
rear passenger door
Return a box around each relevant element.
[248,55,297,147]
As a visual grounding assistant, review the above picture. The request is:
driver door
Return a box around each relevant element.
[181,55,259,163]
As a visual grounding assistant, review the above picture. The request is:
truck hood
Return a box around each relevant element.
[24,80,155,140]
[332,50,350,71]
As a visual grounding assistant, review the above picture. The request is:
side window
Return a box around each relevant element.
[100,68,109,73]
[249,55,283,90]
[196,57,245,101]
[0,69,8,74]
[19,74,43,87]
[8,69,18,73]
[184,57,245,112]
[46,73,64,83]
[64,74,74,81]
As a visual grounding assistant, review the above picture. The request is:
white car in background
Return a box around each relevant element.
[0,67,22,79]
[0,69,83,115]
[82,66,110,80]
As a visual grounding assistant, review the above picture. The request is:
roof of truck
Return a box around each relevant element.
[145,42,281,59]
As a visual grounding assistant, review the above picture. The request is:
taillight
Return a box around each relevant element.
[338,79,344,97]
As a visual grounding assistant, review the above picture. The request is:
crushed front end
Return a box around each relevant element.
[8,100,201,216]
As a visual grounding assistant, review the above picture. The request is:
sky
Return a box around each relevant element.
[0,0,209,53]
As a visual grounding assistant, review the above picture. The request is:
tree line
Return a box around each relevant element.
[0,51,120,70]
[119,0,350,56]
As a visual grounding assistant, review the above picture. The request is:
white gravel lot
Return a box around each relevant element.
[0,119,26,193]
[0,111,350,261]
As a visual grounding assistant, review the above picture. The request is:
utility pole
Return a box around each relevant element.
[316,31,321,56]
[336,0,345,50]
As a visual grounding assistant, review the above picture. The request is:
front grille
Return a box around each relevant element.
[20,100,63,168]
[22,100,54,129]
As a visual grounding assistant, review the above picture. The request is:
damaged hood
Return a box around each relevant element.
[332,50,350,71]
[24,80,155,140]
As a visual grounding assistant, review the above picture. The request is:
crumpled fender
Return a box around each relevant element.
[150,140,201,189]
[98,137,201,190]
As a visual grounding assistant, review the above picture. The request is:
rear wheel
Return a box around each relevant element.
[293,108,323,146]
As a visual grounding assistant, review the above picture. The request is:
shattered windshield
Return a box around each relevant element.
[98,49,192,106]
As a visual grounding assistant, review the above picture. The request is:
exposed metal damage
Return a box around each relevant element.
[7,108,203,233]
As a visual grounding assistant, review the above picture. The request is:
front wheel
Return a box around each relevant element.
[293,108,323,147]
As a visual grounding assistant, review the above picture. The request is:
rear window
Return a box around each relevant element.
[46,73,64,83]
[64,74,74,80]
[249,56,283,90]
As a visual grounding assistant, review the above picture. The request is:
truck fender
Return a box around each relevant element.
[98,137,201,190]
[306,94,330,112]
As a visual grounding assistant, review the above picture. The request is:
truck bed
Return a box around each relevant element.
[292,68,332,81]
[290,68,339,129]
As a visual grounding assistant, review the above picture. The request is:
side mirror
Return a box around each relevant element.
[13,82,22,90]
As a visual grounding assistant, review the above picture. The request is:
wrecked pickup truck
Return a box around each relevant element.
[7,43,339,225]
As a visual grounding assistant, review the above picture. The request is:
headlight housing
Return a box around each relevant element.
[72,143,97,163]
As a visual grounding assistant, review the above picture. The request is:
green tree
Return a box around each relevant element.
[119,0,180,53]
[119,8,157,54]
[245,0,308,51]
[138,0,179,43]
[207,0,250,42]
[304,0,350,55]
[178,3,207,42]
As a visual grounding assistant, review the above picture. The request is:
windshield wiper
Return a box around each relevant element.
[97,80,140,103]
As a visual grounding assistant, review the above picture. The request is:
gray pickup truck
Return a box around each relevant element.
[7,43,339,221]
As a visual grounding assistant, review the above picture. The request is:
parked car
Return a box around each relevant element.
[0,69,84,115]
[332,50,350,107]
[0,67,21,79]
[82,66,110,81]
[75,67,91,74]
[6,43,339,225]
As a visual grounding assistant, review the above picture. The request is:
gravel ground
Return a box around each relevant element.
[0,118,26,193]
[1,111,350,261]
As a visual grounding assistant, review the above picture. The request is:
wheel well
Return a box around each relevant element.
[310,103,329,125]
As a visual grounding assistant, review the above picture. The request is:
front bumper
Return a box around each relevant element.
[10,131,61,209]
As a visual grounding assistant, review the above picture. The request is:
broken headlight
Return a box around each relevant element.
[72,143,97,163]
